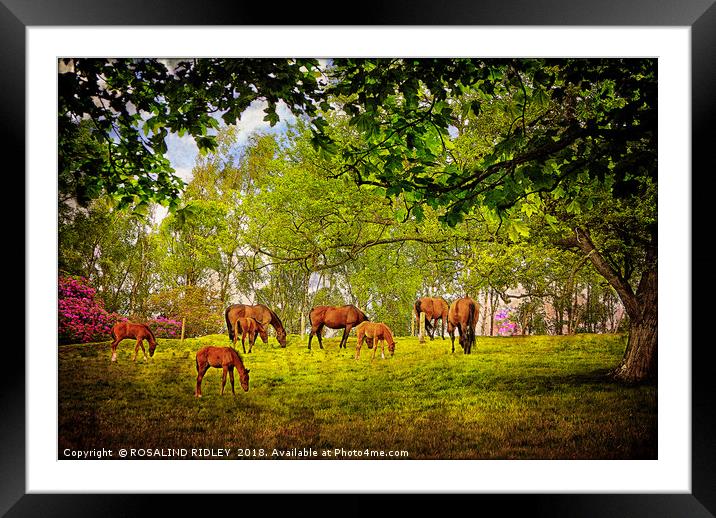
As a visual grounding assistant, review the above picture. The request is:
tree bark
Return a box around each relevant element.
[612,265,658,382]
[570,227,657,382]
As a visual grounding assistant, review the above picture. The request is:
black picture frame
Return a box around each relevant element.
[7,0,711,515]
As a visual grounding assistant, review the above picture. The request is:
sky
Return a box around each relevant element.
[151,98,298,223]
[165,98,297,184]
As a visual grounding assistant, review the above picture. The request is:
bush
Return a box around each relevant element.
[147,316,183,339]
[58,275,126,343]
[494,307,518,336]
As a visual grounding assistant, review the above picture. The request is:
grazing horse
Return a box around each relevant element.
[447,297,480,354]
[414,296,450,339]
[225,303,287,348]
[232,317,268,354]
[110,321,157,362]
[355,322,396,360]
[307,305,369,350]
[195,346,250,397]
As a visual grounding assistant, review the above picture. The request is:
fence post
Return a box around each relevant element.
[180,317,186,343]
[419,311,426,343]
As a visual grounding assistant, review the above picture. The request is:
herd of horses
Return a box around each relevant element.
[107,296,481,397]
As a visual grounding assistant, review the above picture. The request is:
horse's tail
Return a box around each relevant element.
[225,306,234,342]
[415,299,433,333]
[466,300,476,349]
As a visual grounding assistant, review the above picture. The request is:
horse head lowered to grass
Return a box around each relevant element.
[195,346,250,397]
[355,321,396,360]
[225,303,287,348]
[447,297,480,354]
[414,296,449,340]
[109,321,157,362]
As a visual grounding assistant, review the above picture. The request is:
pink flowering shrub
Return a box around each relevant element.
[58,275,126,344]
[494,308,518,336]
[146,316,182,339]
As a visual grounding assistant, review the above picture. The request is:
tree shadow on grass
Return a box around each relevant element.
[489,368,657,396]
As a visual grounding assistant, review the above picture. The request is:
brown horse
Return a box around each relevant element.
[447,297,481,354]
[110,321,157,362]
[307,305,369,350]
[195,346,250,397]
[232,317,268,354]
[225,303,287,348]
[355,322,396,360]
[414,296,449,339]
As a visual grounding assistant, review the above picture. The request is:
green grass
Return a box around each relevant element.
[58,333,656,459]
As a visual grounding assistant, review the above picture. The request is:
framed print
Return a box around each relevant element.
[8,0,713,515]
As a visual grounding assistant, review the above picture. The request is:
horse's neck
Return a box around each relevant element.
[230,350,247,373]
[269,311,283,330]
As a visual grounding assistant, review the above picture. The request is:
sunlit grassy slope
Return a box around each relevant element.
[58,333,656,459]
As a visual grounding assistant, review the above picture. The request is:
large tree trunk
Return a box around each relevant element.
[612,266,658,382]
[570,227,657,382]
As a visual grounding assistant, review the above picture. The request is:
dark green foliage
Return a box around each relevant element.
[316,58,656,226]
[59,58,325,210]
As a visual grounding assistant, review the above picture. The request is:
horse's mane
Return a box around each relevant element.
[266,306,285,332]
[380,323,395,344]
[140,322,157,343]
[229,347,247,372]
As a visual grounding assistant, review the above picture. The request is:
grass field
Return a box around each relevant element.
[58,332,656,460]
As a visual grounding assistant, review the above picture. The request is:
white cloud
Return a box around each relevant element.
[172,166,194,183]
[233,99,296,147]
[165,133,199,172]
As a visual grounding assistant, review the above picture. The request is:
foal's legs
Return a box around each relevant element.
[132,338,146,361]
[355,333,363,360]
[221,365,228,395]
[111,338,120,362]
[195,362,209,397]
[240,330,247,354]
[228,366,236,395]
